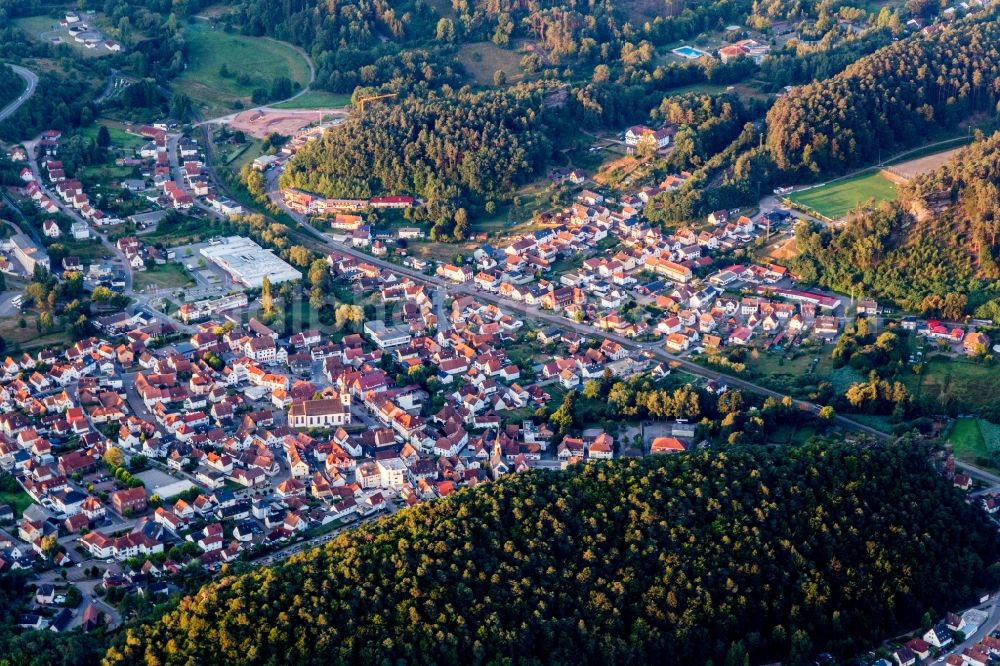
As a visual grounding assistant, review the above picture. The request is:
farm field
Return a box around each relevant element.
[457,42,524,85]
[787,170,898,220]
[424,0,457,18]
[272,91,351,109]
[172,22,310,117]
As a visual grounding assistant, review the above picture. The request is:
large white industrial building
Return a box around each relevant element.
[199,236,300,288]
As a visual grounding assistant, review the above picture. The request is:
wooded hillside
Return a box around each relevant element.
[105,441,998,666]
[279,87,551,204]
[766,10,1000,175]
[791,131,1000,314]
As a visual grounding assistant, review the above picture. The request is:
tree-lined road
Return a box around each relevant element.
[0,64,38,122]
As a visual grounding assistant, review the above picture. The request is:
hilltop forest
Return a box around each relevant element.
[279,87,552,222]
[105,440,998,666]
[791,130,1000,314]
[766,9,1000,175]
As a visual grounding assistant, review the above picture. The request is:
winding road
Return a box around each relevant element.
[0,64,38,123]
[192,96,1000,483]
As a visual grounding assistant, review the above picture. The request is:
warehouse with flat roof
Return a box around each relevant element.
[199,236,300,288]
[7,233,50,275]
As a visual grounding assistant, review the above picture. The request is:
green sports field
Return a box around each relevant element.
[787,170,898,220]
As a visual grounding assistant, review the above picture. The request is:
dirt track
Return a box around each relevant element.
[886,147,963,181]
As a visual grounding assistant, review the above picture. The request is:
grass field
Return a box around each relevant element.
[663,82,730,96]
[948,417,1000,473]
[846,413,893,433]
[133,262,196,292]
[457,42,523,85]
[78,121,147,151]
[143,214,225,245]
[77,163,135,185]
[212,137,261,183]
[950,417,986,458]
[54,239,108,263]
[741,346,865,399]
[0,314,71,352]
[768,425,817,445]
[14,14,118,58]
[0,484,33,518]
[14,15,61,37]
[173,22,310,117]
[905,358,1000,418]
[787,170,898,220]
[272,90,351,109]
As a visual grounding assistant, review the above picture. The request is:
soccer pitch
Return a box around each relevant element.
[787,170,898,221]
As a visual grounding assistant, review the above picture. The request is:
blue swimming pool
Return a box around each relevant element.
[672,45,709,59]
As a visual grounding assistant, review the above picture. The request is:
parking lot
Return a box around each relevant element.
[151,238,243,303]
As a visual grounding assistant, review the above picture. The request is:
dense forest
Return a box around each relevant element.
[280,86,551,206]
[766,9,1000,176]
[909,131,1000,267]
[105,440,997,666]
[791,202,981,312]
[791,131,1000,314]
[909,132,1000,317]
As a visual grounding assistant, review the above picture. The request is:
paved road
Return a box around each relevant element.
[198,117,895,445]
[0,291,21,316]
[0,64,38,122]
[924,595,1000,664]
[258,508,396,566]
[282,213,892,440]
[22,136,133,284]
